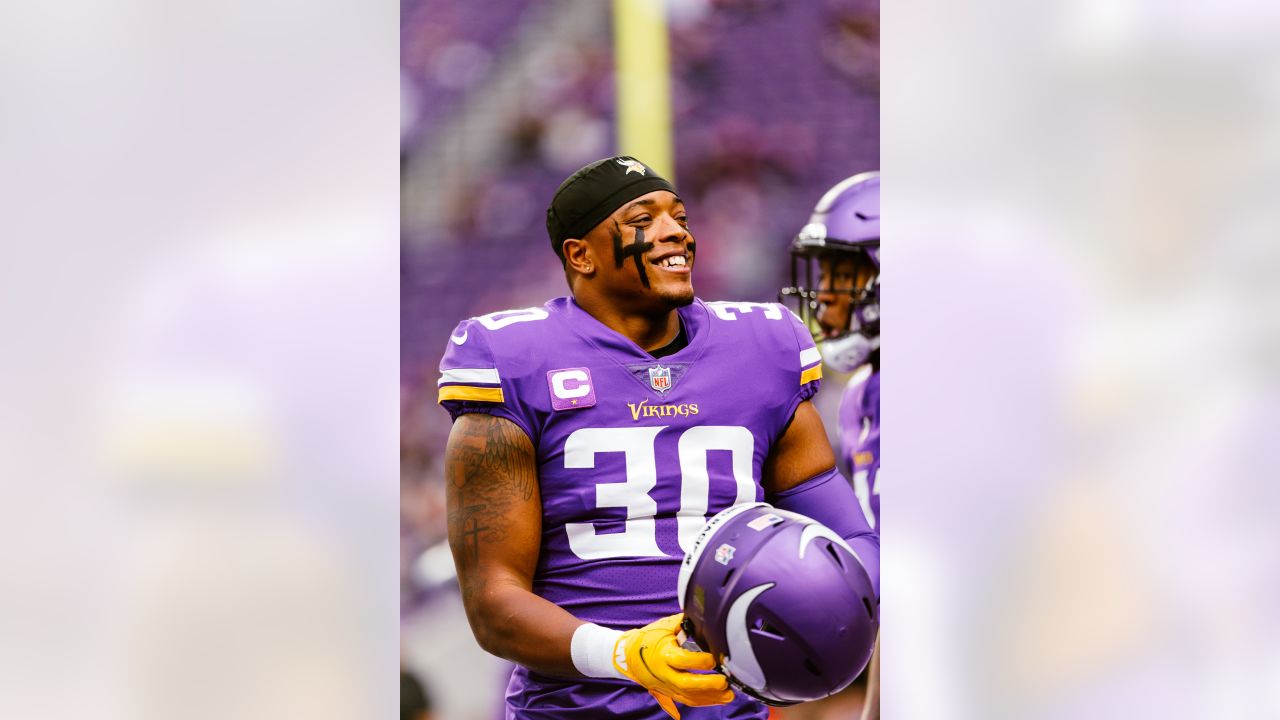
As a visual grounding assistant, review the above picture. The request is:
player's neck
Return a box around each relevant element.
[576,296,681,352]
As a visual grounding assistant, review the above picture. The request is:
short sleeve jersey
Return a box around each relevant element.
[438,296,822,629]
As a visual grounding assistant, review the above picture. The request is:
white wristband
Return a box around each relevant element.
[570,623,625,680]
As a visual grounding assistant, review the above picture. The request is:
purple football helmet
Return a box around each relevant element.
[677,503,879,706]
[779,172,880,372]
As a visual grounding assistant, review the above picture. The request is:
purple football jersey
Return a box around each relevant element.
[438,297,821,719]
[837,365,880,531]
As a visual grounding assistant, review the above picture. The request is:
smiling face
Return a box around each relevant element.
[572,189,696,313]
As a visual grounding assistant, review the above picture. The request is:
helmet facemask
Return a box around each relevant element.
[780,244,879,373]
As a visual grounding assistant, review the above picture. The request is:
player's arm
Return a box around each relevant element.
[445,413,732,716]
[762,400,880,594]
[445,412,582,675]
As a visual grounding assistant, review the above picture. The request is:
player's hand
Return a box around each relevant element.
[612,613,734,719]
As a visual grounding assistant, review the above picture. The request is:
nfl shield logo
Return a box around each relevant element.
[648,365,672,393]
[714,543,735,565]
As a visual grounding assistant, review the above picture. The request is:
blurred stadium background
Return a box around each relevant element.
[400,0,878,716]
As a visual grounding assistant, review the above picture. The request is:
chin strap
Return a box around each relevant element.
[819,333,880,373]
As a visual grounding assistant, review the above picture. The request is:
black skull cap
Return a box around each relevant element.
[545,156,677,261]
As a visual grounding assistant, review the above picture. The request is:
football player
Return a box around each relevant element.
[780,171,881,720]
[437,157,879,719]
[781,171,880,528]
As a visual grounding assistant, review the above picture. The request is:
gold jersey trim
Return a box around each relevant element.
[800,365,823,385]
[438,385,504,404]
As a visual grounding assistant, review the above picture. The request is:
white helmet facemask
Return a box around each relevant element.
[819,332,879,373]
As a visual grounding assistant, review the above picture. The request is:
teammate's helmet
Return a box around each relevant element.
[779,172,880,372]
[677,503,879,706]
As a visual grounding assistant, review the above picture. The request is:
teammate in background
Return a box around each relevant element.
[780,171,880,719]
[437,157,879,719]
[781,172,880,528]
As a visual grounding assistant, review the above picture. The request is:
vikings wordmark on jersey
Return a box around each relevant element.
[438,297,823,716]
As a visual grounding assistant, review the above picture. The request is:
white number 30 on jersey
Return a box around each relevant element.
[562,425,756,560]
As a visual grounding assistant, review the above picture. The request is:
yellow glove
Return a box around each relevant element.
[612,614,734,719]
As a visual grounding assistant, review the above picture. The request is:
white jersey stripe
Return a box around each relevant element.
[438,367,501,385]
[799,347,822,368]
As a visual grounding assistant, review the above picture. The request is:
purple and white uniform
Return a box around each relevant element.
[837,365,880,532]
[438,296,823,719]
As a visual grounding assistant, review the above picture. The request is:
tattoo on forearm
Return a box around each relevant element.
[445,415,537,566]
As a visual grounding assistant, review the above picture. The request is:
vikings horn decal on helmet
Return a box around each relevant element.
[780,172,880,373]
[677,503,879,706]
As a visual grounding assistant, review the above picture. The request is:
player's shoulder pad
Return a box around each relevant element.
[438,305,553,405]
[703,301,822,384]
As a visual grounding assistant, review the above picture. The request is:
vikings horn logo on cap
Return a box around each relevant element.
[617,158,648,175]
